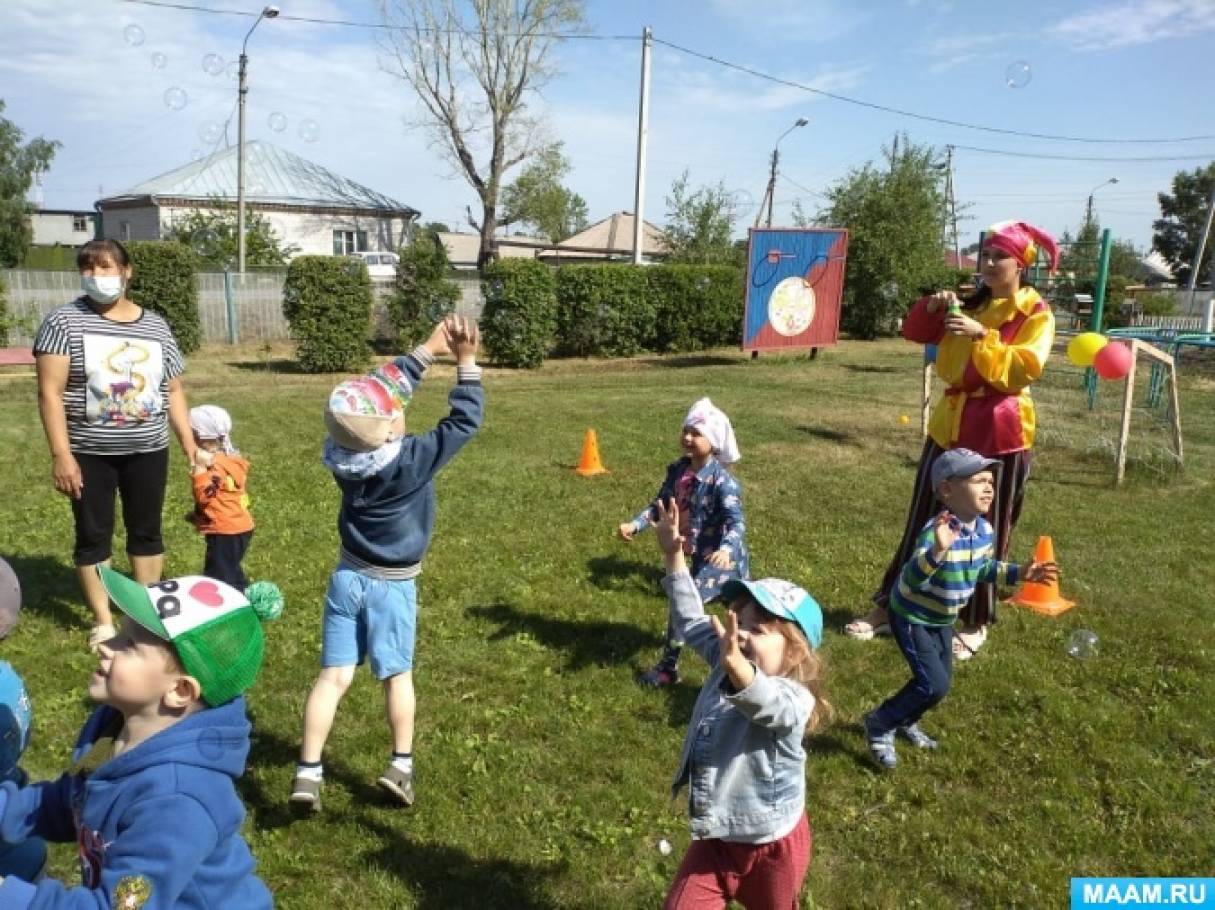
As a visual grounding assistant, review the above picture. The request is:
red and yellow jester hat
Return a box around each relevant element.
[985,220,1060,273]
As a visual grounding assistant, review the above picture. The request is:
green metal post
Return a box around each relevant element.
[1090,228,1112,332]
[224,269,238,345]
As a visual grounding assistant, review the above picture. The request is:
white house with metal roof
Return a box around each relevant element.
[97,141,419,257]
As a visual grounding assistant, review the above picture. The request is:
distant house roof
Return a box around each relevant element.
[1139,251,1174,281]
[439,232,544,269]
[546,212,669,259]
[99,141,418,215]
[944,250,977,270]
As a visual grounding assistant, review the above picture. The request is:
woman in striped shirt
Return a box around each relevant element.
[34,239,196,651]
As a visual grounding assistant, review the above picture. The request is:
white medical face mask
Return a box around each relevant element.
[81,275,124,305]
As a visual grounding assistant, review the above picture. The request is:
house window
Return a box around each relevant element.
[332,230,367,256]
[72,215,90,233]
[120,222,131,241]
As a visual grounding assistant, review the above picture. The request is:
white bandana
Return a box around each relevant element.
[189,405,236,455]
[683,397,740,465]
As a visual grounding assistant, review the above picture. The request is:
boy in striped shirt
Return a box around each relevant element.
[863,448,1057,769]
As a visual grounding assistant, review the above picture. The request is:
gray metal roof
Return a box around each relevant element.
[104,141,418,214]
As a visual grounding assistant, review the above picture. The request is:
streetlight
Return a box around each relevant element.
[758,117,809,228]
[1085,177,1118,228]
[237,5,279,274]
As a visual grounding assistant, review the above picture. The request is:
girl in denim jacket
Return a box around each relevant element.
[617,399,749,687]
[651,499,829,910]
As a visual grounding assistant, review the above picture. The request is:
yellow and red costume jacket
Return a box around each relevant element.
[903,287,1055,455]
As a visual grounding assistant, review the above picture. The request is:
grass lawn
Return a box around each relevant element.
[2,337,1212,909]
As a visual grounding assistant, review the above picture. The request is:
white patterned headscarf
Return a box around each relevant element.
[189,405,236,455]
[683,397,741,465]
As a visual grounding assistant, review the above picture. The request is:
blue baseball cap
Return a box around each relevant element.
[720,578,822,649]
[930,448,999,492]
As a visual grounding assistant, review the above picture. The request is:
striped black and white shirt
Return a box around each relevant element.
[34,298,185,456]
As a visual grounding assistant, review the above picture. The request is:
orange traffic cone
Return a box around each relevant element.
[1006,535,1075,617]
[575,428,609,476]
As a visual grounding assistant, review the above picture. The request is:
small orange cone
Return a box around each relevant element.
[575,428,609,476]
[1006,535,1075,617]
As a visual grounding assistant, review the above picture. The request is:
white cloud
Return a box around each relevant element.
[1050,0,1215,50]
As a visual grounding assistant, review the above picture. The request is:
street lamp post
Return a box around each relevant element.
[1085,177,1118,229]
[237,5,279,275]
[757,117,808,228]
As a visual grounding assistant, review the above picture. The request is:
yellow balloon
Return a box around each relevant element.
[1067,332,1108,367]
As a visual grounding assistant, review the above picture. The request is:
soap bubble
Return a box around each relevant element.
[1005,60,1032,89]
[123,24,145,47]
[657,838,672,856]
[202,53,225,76]
[226,61,239,81]
[1066,629,1098,660]
[298,119,320,143]
[198,121,224,145]
[249,181,266,196]
[696,276,711,291]
[489,278,505,297]
[267,111,288,132]
[192,227,217,249]
[163,87,188,111]
[150,52,167,69]
[189,147,204,162]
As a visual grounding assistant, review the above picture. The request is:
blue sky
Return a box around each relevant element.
[4,0,1214,251]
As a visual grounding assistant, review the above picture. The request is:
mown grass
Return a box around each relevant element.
[1,338,1212,909]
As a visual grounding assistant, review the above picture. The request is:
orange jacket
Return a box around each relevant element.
[190,453,254,535]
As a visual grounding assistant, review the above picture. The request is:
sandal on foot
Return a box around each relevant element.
[862,713,897,770]
[952,627,988,661]
[843,617,891,641]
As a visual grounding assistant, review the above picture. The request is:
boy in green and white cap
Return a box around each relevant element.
[0,568,281,908]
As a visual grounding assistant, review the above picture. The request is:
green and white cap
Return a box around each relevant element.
[97,567,283,707]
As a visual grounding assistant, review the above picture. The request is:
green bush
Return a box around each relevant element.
[647,263,743,352]
[1137,291,1179,316]
[480,260,558,369]
[389,232,460,348]
[20,245,80,270]
[554,265,652,358]
[282,256,373,373]
[0,272,8,347]
[126,241,201,354]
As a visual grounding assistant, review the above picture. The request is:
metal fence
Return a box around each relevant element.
[3,269,485,346]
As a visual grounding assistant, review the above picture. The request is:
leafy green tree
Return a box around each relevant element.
[1152,162,1215,286]
[819,136,951,339]
[167,200,298,268]
[421,220,451,234]
[663,171,738,265]
[499,144,589,242]
[0,100,60,267]
[390,228,460,346]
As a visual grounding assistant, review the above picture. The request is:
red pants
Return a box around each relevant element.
[664,813,812,909]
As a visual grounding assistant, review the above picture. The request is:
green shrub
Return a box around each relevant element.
[554,265,652,358]
[647,263,743,352]
[389,232,460,348]
[20,245,80,270]
[1138,291,1179,316]
[480,260,558,369]
[282,256,373,373]
[126,241,201,353]
[0,272,8,347]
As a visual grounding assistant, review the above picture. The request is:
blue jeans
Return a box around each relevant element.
[869,613,952,734]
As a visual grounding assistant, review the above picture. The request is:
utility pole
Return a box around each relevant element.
[1186,184,1215,311]
[631,26,652,266]
[943,145,960,267]
[765,149,777,228]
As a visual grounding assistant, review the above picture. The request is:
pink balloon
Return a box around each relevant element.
[1093,341,1133,380]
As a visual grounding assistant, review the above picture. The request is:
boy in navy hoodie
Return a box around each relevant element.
[0,568,280,909]
[291,316,482,812]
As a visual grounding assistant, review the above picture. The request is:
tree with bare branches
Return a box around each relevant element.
[379,0,586,270]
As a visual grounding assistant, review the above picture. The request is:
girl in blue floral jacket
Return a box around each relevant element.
[617,398,750,686]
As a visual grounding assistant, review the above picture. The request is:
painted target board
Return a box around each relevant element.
[743,228,848,353]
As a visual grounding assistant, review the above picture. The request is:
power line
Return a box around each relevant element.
[650,36,1215,146]
[117,0,635,38]
[951,144,1215,163]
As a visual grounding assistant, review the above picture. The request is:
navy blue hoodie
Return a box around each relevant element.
[0,697,271,909]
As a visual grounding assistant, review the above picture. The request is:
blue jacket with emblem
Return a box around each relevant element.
[0,697,271,910]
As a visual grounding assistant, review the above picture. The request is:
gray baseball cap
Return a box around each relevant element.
[930,448,999,491]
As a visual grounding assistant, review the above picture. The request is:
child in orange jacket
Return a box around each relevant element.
[188,405,254,590]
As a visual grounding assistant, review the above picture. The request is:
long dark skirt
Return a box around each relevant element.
[872,440,1032,627]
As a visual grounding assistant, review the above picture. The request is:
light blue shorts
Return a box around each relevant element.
[320,568,418,679]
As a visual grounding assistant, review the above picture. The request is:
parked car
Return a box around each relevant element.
[346,251,399,281]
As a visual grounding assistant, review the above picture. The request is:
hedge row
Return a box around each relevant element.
[127,241,202,354]
[283,256,373,373]
[482,262,744,367]
[0,272,9,348]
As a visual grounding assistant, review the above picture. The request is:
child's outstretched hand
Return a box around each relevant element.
[423,319,453,358]
[617,522,636,542]
[1023,560,1060,585]
[710,609,755,690]
[653,498,684,557]
[932,510,961,556]
[447,315,479,365]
